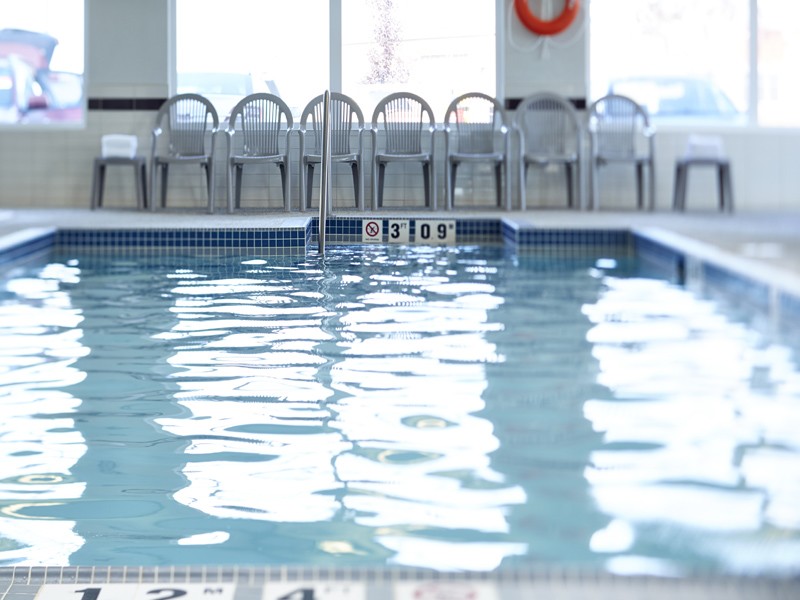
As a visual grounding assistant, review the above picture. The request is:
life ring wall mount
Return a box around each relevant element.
[514,0,580,36]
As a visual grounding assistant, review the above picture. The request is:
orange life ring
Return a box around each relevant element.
[514,0,580,36]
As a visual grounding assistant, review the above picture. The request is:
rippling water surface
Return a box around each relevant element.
[1,245,799,574]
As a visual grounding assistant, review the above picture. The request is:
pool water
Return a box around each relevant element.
[1,244,799,575]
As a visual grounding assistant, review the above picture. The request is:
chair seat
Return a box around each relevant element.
[153,154,212,164]
[304,153,360,164]
[524,153,577,165]
[375,152,432,163]
[596,154,651,164]
[231,154,287,165]
[449,151,505,164]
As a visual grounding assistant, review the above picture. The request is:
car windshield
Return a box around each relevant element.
[0,69,12,106]
[37,70,82,107]
[610,78,740,120]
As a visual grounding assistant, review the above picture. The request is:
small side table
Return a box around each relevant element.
[91,156,148,210]
[673,157,733,213]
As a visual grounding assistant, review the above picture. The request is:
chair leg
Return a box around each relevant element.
[351,163,360,209]
[495,163,503,208]
[636,162,645,210]
[377,162,386,208]
[649,160,656,211]
[565,163,574,209]
[721,163,734,213]
[278,163,288,210]
[90,161,104,210]
[673,163,683,211]
[717,164,733,213]
[284,159,292,212]
[149,160,157,212]
[677,163,689,211]
[305,164,315,210]
[204,163,215,214]
[519,162,528,211]
[590,161,599,211]
[160,164,169,209]
[234,165,244,211]
[133,162,145,210]
[356,159,364,212]
[422,162,431,209]
[449,162,458,210]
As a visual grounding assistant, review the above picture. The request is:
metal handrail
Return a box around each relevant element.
[318,90,332,254]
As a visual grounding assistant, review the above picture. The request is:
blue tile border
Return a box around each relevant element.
[52,228,308,256]
[632,232,686,283]
[0,228,56,267]
[1,219,799,334]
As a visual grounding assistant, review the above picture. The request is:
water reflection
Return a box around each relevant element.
[478,253,611,568]
[5,247,797,573]
[582,275,800,575]
[0,262,86,565]
[157,248,528,570]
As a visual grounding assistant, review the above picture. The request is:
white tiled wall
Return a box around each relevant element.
[1,113,798,213]
[1,0,798,214]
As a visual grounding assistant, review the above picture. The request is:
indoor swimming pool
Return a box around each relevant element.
[1,239,799,581]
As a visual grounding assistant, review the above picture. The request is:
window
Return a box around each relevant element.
[590,0,749,126]
[0,0,84,127]
[175,0,328,121]
[757,1,800,127]
[341,0,495,119]
[175,0,495,122]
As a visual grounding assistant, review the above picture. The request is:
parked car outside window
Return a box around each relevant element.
[608,77,745,124]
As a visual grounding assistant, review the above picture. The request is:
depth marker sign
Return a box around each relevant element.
[361,219,383,243]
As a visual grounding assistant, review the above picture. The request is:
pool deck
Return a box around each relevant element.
[2,206,800,292]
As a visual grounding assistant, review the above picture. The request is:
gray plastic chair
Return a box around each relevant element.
[443,92,511,210]
[225,93,293,213]
[514,92,582,210]
[588,94,655,210]
[370,92,436,210]
[298,92,365,211]
[150,94,219,213]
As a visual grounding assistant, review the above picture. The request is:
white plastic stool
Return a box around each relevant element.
[90,156,148,210]
[673,135,733,213]
[91,135,147,210]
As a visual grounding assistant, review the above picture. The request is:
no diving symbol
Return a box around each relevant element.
[362,219,382,243]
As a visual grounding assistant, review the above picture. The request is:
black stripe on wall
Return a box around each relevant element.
[505,97,587,111]
[88,98,167,111]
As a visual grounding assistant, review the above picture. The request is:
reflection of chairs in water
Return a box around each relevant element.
[224,93,293,213]
[298,92,365,211]
[514,92,582,210]
[370,92,437,210]
[150,94,219,213]
[587,94,655,210]
[443,92,511,210]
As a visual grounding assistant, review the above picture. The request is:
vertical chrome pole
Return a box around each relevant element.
[319,90,332,255]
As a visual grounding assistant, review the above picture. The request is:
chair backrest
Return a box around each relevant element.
[300,92,364,155]
[444,92,508,154]
[371,92,435,155]
[588,94,651,159]
[228,93,293,157]
[154,93,219,157]
[515,92,580,157]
